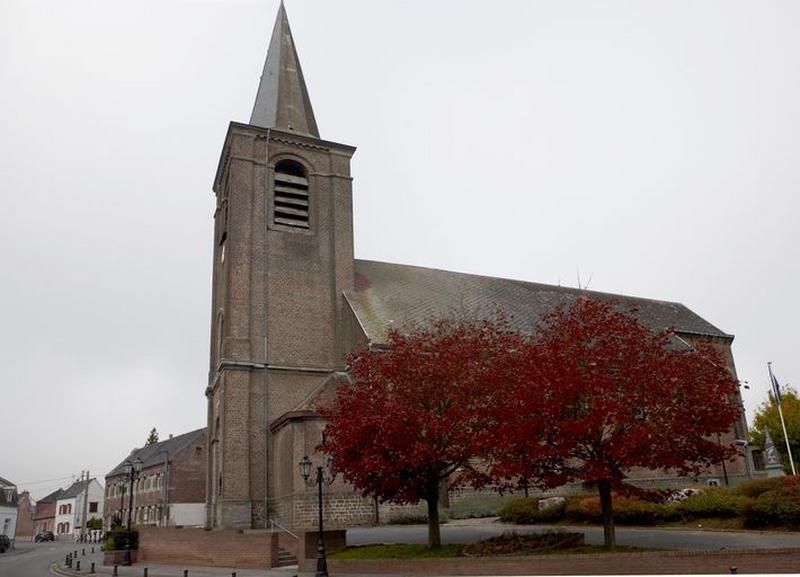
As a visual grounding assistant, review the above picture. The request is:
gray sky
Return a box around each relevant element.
[1,0,798,499]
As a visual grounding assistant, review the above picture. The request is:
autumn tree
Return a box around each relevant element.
[750,388,799,473]
[492,297,741,550]
[322,318,523,548]
[146,428,159,445]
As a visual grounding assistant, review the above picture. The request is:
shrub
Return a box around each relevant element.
[564,496,584,522]
[87,518,103,530]
[736,477,786,499]
[573,496,603,522]
[103,528,137,551]
[613,497,679,525]
[450,496,510,520]
[498,497,566,524]
[563,494,677,525]
[463,530,583,556]
[743,479,800,529]
[673,488,749,519]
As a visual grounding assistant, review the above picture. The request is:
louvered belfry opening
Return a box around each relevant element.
[273,159,309,229]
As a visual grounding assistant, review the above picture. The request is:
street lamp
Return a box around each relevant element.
[122,457,143,566]
[299,454,337,577]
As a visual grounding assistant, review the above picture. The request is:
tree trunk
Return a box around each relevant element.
[426,484,441,548]
[598,478,615,550]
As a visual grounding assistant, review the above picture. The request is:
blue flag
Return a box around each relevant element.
[771,369,783,405]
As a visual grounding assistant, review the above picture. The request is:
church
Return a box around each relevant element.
[205,4,752,531]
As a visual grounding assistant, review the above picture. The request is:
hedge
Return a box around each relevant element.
[743,478,800,529]
[498,498,566,524]
[672,488,749,519]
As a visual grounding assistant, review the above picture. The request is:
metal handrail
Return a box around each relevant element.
[269,518,299,540]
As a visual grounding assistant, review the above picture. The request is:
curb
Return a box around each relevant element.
[51,561,104,576]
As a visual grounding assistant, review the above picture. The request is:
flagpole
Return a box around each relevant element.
[769,362,796,475]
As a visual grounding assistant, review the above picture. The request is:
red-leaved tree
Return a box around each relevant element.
[493,297,741,549]
[322,318,523,548]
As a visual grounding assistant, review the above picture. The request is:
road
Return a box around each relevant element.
[0,540,90,577]
[347,520,800,551]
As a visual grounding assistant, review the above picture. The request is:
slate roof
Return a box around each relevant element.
[38,489,64,503]
[250,2,319,137]
[345,260,730,344]
[106,428,206,478]
[59,478,103,499]
[0,476,16,487]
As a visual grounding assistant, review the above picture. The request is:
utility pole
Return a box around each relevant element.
[80,471,90,543]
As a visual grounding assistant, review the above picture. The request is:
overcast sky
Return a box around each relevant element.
[2,0,798,499]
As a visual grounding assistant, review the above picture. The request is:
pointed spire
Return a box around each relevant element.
[250,2,320,137]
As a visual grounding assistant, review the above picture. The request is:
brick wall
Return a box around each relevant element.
[137,526,276,569]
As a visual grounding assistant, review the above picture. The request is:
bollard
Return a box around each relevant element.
[730,568,737,575]
[76,560,81,571]
[232,573,237,577]
[184,570,189,577]
[113,564,119,577]
[90,562,95,573]
[82,548,86,556]
[66,554,70,565]
[91,547,94,554]
[144,568,148,577]
[75,550,78,559]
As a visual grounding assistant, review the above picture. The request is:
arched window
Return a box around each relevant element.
[273,159,309,230]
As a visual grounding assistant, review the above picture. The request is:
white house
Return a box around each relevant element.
[54,477,104,540]
[0,476,19,543]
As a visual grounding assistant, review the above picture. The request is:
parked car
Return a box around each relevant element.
[34,531,54,543]
[0,535,11,553]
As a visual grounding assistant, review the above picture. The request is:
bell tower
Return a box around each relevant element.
[205,2,356,529]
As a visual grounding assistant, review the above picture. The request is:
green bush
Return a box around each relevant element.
[673,488,749,519]
[86,518,103,530]
[613,497,679,525]
[103,528,137,551]
[735,477,786,499]
[498,498,566,524]
[743,479,800,529]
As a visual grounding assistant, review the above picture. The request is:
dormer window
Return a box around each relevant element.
[273,160,309,230]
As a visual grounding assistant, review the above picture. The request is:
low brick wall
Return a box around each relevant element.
[137,526,276,569]
[324,548,800,575]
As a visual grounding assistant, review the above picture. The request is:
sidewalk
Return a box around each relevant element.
[49,545,297,577]
[52,558,303,577]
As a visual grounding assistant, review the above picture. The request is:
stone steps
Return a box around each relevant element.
[277,546,298,567]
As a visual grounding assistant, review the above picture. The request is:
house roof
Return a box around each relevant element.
[345,259,731,344]
[0,476,16,487]
[106,428,206,478]
[58,478,98,500]
[38,489,64,503]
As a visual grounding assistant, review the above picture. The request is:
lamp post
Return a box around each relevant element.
[299,454,336,577]
[123,457,143,566]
